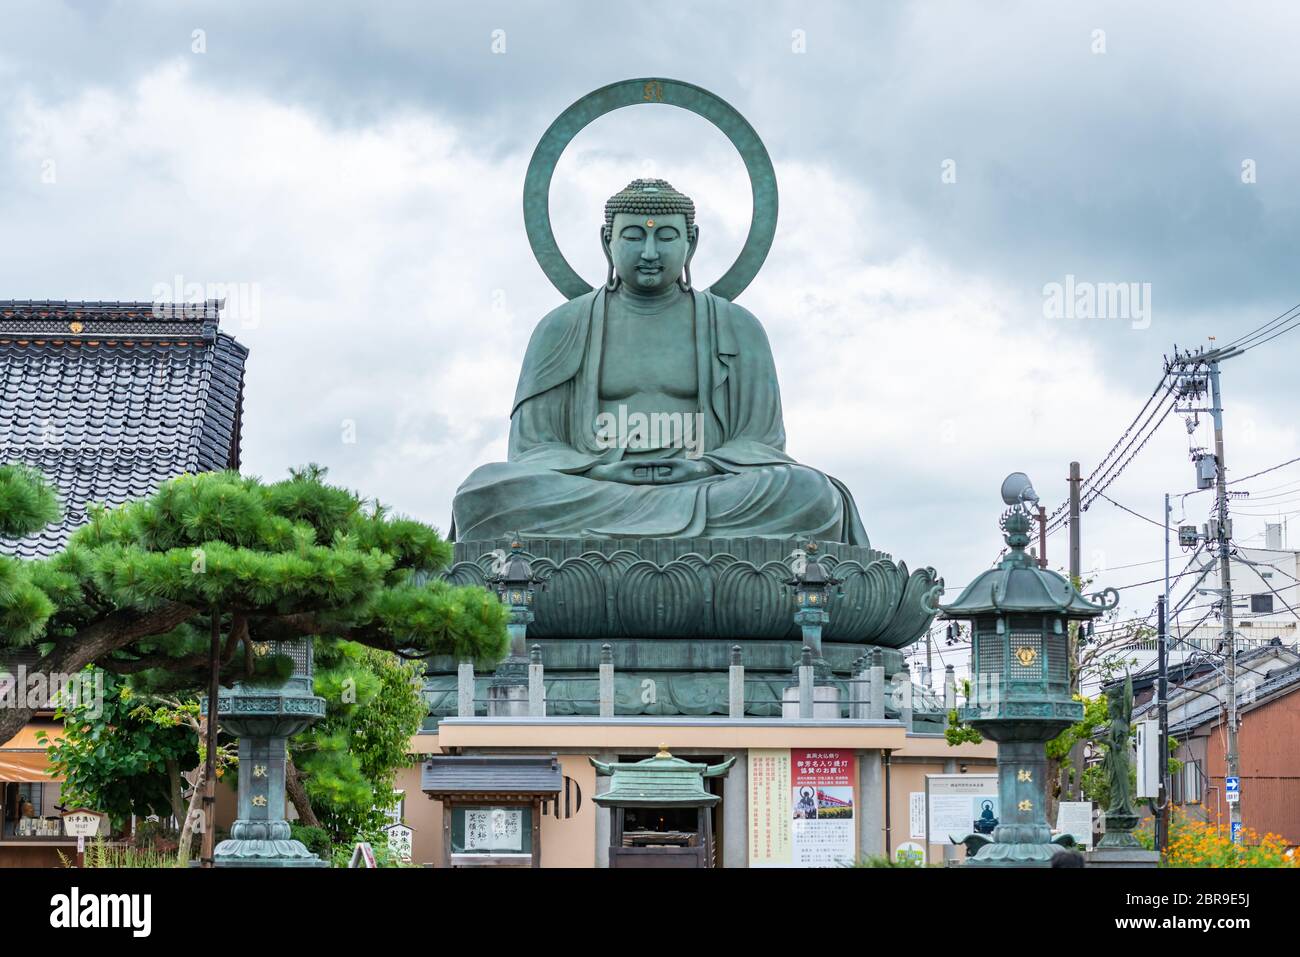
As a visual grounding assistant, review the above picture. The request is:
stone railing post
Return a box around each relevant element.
[525,647,546,712]
[944,664,957,712]
[850,655,867,719]
[798,646,814,719]
[457,658,474,718]
[599,643,614,718]
[528,644,545,717]
[868,648,885,720]
[899,662,914,732]
[728,645,745,718]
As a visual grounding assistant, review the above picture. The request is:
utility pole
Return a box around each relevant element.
[1207,353,1242,842]
[1068,462,1082,582]
[925,623,933,691]
[1156,590,1169,852]
[1168,345,1243,841]
[1067,462,1083,799]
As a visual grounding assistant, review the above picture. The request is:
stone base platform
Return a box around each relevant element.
[1085,847,1161,868]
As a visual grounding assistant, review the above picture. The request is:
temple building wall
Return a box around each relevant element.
[404,723,995,867]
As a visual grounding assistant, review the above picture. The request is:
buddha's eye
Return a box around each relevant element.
[620,227,645,241]
[655,227,680,242]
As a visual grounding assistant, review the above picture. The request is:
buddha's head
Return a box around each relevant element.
[602,178,698,294]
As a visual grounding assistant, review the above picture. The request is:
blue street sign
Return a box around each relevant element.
[1231,821,1243,844]
[1225,776,1240,792]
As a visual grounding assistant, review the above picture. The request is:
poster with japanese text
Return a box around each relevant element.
[747,749,792,867]
[464,807,523,851]
[791,749,857,866]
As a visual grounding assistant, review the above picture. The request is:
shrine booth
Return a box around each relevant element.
[421,755,561,867]
[592,748,734,868]
[0,720,77,868]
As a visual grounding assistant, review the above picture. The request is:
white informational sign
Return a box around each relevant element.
[926,774,999,850]
[1135,719,1160,798]
[348,842,377,868]
[1056,801,1094,850]
[464,808,524,851]
[909,792,926,840]
[750,749,856,867]
[382,823,413,863]
[61,809,106,839]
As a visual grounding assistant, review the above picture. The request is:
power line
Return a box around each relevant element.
[1041,376,1174,534]
[1229,455,1300,488]
[1223,301,1300,351]
[1092,490,1167,529]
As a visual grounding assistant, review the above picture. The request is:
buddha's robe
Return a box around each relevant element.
[452,287,868,544]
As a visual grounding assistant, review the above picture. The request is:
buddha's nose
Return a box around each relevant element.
[641,234,659,260]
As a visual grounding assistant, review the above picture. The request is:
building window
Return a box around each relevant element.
[1250,594,1274,615]
[1181,760,1203,805]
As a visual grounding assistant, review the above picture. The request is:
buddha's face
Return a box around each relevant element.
[607,212,690,293]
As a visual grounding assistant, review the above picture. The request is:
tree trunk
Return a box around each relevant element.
[285,754,321,828]
[166,758,186,829]
[176,763,206,868]
[0,602,196,746]
[200,613,221,868]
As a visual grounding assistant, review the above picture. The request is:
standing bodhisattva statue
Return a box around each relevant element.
[1099,673,1140,847]
[453,178,868,543]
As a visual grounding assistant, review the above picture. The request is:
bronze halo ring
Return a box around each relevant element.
[523,77,778,302]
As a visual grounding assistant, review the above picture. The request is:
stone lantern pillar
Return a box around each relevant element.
[486,539,544,717]
[783,542,843,717]
[939,479,1116,867]
[204,637,328,867]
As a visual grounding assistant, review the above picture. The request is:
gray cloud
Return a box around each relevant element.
[2,1,1297,678]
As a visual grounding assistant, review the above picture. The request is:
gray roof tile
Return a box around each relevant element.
[0,300,248,559]
[421,756,563,795]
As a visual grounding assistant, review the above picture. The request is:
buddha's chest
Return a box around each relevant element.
[598,298,698,402]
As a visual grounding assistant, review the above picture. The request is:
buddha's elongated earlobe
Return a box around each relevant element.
[679,225,699,292]
[601,226,620,291]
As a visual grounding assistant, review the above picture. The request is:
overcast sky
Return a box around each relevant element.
[3,1,1298,675]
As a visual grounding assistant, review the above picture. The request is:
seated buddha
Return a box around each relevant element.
[452,178,868,544]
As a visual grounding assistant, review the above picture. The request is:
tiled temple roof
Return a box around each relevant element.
[0,300,248,558]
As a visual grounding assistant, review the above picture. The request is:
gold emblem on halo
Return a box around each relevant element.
[1015,646,1038,667]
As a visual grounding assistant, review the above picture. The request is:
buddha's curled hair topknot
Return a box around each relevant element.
[603,179,697,242]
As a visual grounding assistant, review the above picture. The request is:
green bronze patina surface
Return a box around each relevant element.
[446,537,939,646]
[438,80,945,708]
[202,641,329,868]
[591,749,734,807]
[1097,674,1141,848]
[942,504,1114,867]
[523,77,776,302]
